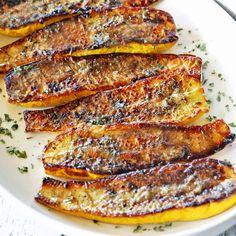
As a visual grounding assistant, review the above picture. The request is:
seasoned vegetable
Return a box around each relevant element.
[43,120,235,179]
[35,158,236,224]
[0,0,159,37]
[0,7,177,74]
[5,54,201,107]
[24,73,209,132]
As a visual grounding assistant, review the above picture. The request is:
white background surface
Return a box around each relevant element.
[1,0,236,236]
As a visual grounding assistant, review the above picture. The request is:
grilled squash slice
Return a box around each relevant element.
[0,7,177,75]
[35,158,236,224]
[43,120,235,180]
[24,73,209,132]
[0,0,159,37]
[5,54,201,107]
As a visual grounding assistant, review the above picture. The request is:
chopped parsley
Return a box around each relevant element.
[225,105,230,112]
[13,66,23,75]
[177,28,183,33]
[4,114,13,122]
[153,223,173,232]
[11,123,19,131]
[229,96,234,103]
[196,43,206,52]
[23,65,34,71]
[228,122,236,128]
[0,139,5,144]
[93,220,99,224]
[201,73,207,85]
[6,146,27,159]
[217,91,225,102]
[206,115,217,122]
[158,63,165,70]
[0,127,13,138]
[18,166,28,174]
[206,99,212,105]
[133,225,142,233]
[202,61,209,70]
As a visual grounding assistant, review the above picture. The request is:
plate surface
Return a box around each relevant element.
[0,0,236,235]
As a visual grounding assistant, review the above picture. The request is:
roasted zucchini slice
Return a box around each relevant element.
[0,0,159,37]
[43,120,235,180]
[0,7,177,74]
[35,158,236,224]
[5,54,202,107]
[24,73,209,132]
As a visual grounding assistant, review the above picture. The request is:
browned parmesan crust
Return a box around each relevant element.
[0,0,159,36]
[35,158,236,224]
[43,120,235,179]
[24,73,209,132]
[5,54,202,107]
[0,7,177,74]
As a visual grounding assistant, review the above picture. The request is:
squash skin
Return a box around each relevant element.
[0,7,177,74]
[35,159,236,224]
[43,120,235,180]
[5,54,202,107]
[24,73,209,132]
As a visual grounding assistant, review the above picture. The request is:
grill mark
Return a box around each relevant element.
[42,120,235,176]
[35,159,236,218]
[5,54,202,105]
[24,73,208,132]
[0,7,177,74]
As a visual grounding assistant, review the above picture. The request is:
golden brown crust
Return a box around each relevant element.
[0,0,159,34]
[0,7,177,74]
[35,158,236,221]
[5,54,202,107]
[24,73,209,132]
[43,120,235,179]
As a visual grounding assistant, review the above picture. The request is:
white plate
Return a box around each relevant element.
[0,0,236,235]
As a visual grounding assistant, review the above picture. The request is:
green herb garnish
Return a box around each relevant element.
[4,114,13,122]
[228,122,236,128]
[133,225,142,233]
[202,61,209,70]
[225,105,230,112]
[0,139,5,144]
[6,146,27,159]
[153,223,173,232]
[0,127,13,138]
[196,43,206,51]
[11,124,19,131]
[206,115,217,122]
[18,166,28,174]
[177,28,183,33]
[93,220,99,224]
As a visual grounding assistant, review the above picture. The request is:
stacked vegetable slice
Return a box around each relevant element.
[0,1,235,225]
